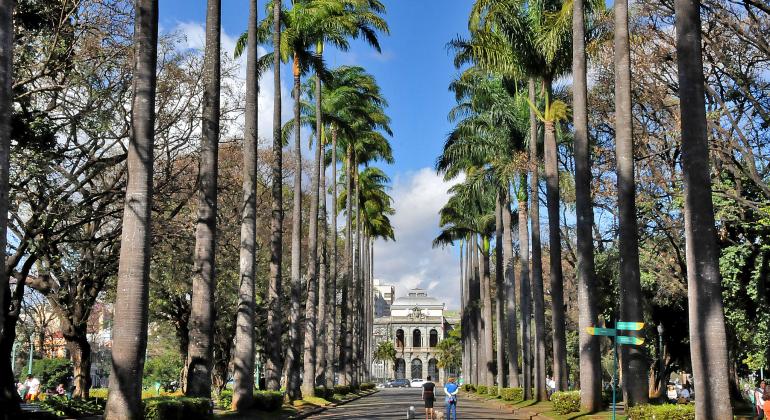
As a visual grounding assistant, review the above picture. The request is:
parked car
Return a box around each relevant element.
[410,379,426,388]
[387,379,411,388]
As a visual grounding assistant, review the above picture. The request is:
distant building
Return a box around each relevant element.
[373,278,395,317]
[371,288,458,383]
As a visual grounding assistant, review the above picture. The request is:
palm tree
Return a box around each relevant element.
[673,1,732,417]
[185,0,221,398]
[572,0,601,411]
[232,0,258,410]
[104,0,158,417]
[265,0,284,392]
[0,0,11,375]
[515,173,532,398]
[614,0,648,405]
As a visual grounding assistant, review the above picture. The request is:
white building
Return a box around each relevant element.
[373,278,395,317]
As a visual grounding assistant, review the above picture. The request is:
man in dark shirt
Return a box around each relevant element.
[422,375,436,420]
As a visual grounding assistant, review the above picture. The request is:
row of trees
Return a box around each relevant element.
[434,0,763,418]
[0,0,396,418]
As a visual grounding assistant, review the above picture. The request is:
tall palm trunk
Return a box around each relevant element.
[543,92,567,390]
[573,0,601,411]
[340,144,354,386]
[516,175,532,399]
[232,0,258,409]
[352,168,361,386]
[529,78,548,401]
[470,234,480,385]
[614,0,648,405]
[287,52,303,400]
[674,1,732,417]
[265,0,284,392]
[460,240,468,382]
[480,237,494,386]
[316,132,329,385]
[501,191,519,388]
[495,195,511,390]
[104,1,157,416]
[186,0,221,398]
[326,128,339,388]
[301,57,325,398]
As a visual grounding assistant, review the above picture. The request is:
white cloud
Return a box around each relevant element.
[373,168,464,310]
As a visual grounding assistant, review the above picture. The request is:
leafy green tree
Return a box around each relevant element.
[31,358,73,391]
[436,329,462,374]
[143,352,183,392]
[373,341,397,378]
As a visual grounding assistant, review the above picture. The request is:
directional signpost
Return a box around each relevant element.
[586,322,645,420]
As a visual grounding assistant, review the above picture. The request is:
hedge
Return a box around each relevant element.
[462,384,476,392]
[315,387,335,400]
[360,382,376,391]
[476,385,488,395]
[333,385,351,395]
[143,396,211,420]
[487,386,498,396]
[500,387,524,402]
[217,390,233,409]
[40,396,104,418]
[551,391,580,414]
[626,404,695,420]
[253,390,284,411]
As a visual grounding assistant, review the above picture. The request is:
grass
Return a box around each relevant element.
[540,409,628,420]
[214,406,297,420]
[292,396,332,407]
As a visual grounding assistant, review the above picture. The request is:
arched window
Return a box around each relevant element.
[428,358,439,381]
[395,329,404,348]
[429,329,438,347]
[411,358,423,379]
[412,329,422,348]
[395,358,406,379]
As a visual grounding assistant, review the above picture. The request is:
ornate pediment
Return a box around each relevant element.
[408,306,426,320]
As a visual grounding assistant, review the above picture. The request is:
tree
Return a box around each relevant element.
[614,0,648,405]
[373,341,397,378]
[232,0,258,410]
[105,0,158,417]
[674,0,732,416]
[0,2,12,389]
[436,328,462,374]
[185,0,221,398]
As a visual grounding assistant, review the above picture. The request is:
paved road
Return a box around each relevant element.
[307,388,522,420]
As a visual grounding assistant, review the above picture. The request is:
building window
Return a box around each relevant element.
[429,329,438,347]
[428,358,439,381]
[396,329,404,348]
[411,358,423,379]
[413,329,422,348]
[395,358,406,379]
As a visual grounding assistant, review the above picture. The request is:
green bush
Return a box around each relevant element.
[40,396,104,417]
[143,396,211,420]
[252,390,283,411]
[314,387,335,400]
[217,390,233,410]
[500,387,524,402]
[626,403,695,420]
[487,386,498,396]
[333,385,351,395]
[360,382,376,391]
[30,358,73,390]
[143,351,183,391]
[551,391,580,414]
[462,384,476,392]
[476,385,488,395]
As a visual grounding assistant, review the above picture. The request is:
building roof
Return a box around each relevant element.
[392,288,444,308]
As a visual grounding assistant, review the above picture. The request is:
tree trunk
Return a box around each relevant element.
[186,0,220,398]
[316,131,328,385]
[340,144,354,386]
[614,0,648,405]
[66,334,92,399]
[470,234,480,385]
[104,1,157,417]
[481,237,494,386]
[0,0,11,353]
[501,192,519,388]
[232,0,258,409]
[544,113,567,390]
[265,0,284,392]
[352,168,361,386]
[529,78,548,402]
[461,240,468,383]
[302,61,325,397]
[573,0,602,410]
[674,1,732,417]
[495,196,509,390]
[287,52,304,401]
[326,128,339,389]
[516,175,532,398]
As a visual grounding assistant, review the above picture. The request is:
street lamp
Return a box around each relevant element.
[657,324,664,387]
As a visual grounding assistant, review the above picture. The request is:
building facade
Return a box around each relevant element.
[371,288,456,383]
[373,278,395,317]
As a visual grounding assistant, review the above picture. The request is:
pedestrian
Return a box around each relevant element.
[422,375,436,420]
[24,374,41,402]
[444,377,459,420]
[756,380,766,419]
[680,384,691,402]
[666,384,678,403]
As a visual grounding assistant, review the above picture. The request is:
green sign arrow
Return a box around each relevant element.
[586,327,616,337]
[616,321,644,331]
[616,336,645,346]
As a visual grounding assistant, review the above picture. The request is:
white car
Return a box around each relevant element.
[410,379,426,388]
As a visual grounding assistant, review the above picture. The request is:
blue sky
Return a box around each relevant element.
[160,1,473,309]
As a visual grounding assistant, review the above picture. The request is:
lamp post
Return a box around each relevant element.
[657,324,664,389]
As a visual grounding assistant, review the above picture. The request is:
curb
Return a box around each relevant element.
[290,390,379,419]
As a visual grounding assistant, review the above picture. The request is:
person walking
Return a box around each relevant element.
[756,380,766,419]
[24,374,41,402]
[422,375,436,420]
[444,377,459,420]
